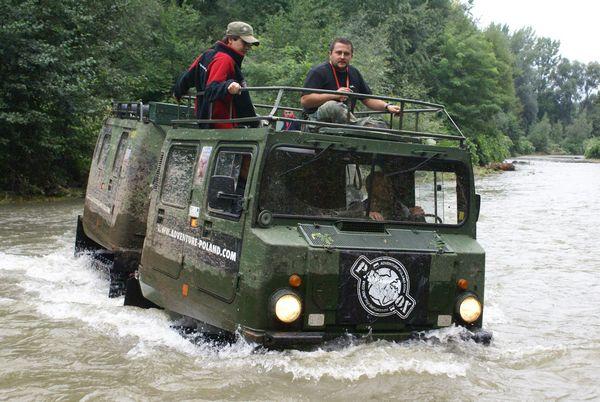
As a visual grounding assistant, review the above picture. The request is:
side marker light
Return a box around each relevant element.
[182,283,189,297]
[289,274,302,288]
[457,278,468,290]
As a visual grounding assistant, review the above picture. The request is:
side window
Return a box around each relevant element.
[97,132,112,169]
[208,150,252,218]
[160,145,197,208]
[414,171,461,224]
[111,132,129,177]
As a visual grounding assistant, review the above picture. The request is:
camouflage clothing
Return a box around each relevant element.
[309,100,387,128]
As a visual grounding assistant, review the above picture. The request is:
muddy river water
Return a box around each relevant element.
[1,157,599,400]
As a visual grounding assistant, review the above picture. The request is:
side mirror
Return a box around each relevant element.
[208,175,241,211]
[474,194,481,222]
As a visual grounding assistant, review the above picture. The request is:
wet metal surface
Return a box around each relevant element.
[1,158,600,400]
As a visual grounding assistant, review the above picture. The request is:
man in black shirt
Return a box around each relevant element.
[301,38,401,125]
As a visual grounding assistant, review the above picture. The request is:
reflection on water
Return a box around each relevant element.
[1,158,600,400]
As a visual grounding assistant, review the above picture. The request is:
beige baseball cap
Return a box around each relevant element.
[226,21,259,45]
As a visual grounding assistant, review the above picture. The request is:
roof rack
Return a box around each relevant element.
[174,86,466,146]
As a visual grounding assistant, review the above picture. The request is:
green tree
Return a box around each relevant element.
[528,115,551,152]
[582,62,600,108]
[427,8,514,163]
[510,27,539,132]
[549,58,585,124]
[0,0,203,194]
[562,112,592,154]
[587,95,600,137]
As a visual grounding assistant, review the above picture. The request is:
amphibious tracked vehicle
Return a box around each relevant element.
[76,87,491,346]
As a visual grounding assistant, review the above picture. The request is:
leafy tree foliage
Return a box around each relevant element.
[0,0,202,194]
[1,0,599,194]
[584,137,600,159]
[562,112,592,154]
[529,115,552,153]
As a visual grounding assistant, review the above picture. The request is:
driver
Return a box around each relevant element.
[366,171,424,221]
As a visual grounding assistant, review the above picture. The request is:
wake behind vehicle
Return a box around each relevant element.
[76,87,491,347]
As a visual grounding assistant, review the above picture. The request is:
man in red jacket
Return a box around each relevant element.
[173,21,259,128]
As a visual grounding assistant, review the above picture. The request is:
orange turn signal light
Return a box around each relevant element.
[457,278,468,290]
[182,283,189,297]
[289,274,302,288]
[190,217,199,228]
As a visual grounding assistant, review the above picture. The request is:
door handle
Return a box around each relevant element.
[202,220,212,239]
[157,208,165,223]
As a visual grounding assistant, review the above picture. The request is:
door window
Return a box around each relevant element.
[160,145,197,208]
[207,150,252,218]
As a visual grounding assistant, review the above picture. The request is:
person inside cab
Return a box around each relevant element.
[365,171,425,221]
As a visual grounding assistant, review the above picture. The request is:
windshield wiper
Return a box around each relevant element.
[278,143,335,178]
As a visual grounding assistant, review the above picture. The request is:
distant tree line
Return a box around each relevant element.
[1,0,599,195]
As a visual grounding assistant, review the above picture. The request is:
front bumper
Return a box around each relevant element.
[241,326,493,348]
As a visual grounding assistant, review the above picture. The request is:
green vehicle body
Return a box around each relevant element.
[77,87,489,346]
[75,103,185,295]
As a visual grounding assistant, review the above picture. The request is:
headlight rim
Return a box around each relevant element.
[455,293,482,325]
[271,289,303,324]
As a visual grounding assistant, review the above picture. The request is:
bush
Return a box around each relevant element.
[515,137,535,155]
[547,142,566,155]
[464,138,480,166]
[584,137,600,159]
[472,133,512,165]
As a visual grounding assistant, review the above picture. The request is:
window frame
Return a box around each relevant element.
[111,131,129,177]
[96,132,112,170]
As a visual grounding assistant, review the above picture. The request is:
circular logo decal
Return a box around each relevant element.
[350,255,416,319]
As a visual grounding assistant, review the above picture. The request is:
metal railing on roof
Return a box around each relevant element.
[172,86,466,146]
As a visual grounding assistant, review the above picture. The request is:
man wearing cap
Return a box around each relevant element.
[173,21,259,129]
[301,37,402,126]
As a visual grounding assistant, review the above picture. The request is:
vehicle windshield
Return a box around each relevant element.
[259,146,469,225]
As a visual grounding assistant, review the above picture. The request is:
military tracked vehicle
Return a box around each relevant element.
[76,87,491,346]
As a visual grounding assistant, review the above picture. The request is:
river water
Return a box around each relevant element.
[1,157,599,401]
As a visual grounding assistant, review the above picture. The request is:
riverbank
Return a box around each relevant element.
[0,188,84,205]
[514,154,600,163]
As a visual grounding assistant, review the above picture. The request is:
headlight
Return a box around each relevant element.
[458,296,482,324]
[274,293,302,323]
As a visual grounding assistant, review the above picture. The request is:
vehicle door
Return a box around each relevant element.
[185,145,256,302]
[146,142,198,279]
